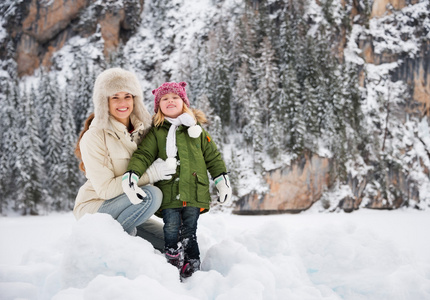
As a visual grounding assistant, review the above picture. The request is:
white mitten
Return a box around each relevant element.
[146,158,177,183]
[165,157,177,170]
[214,174,232,205]
[122,171,147,204]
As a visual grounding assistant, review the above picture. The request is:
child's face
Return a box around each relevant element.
[159,93,184,118]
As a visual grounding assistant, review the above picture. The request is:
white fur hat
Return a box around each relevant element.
[92,68,151,130]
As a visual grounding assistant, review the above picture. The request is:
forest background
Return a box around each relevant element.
[0,0,429,215]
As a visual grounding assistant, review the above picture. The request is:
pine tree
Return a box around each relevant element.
[107,43,126,68]
[281,64,305,155]
[228,147,240,196]
[37,71,60,166]
[245,92,265,173]
[232,61,253,131]
[146,0,178,56]
[302,77,320,149]
[207,22,233,126]
[295,35,319,89]
[240,9,259,88]
[15,88,46,215]
[342,62,368,158]
[256,36,279,130]
[188,42,209,106]
[228,15,246,85]
[59,90,82,210]
[277,7,296,76]
[289,97,306,156]
[193,84,225,151]
[45,94,64,210]
[0,79,20,213]
[267,113,283,160]
[73,64,95,135]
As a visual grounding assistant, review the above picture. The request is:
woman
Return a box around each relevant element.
[74,68,175,251]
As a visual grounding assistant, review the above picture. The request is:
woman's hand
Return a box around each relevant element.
[146,158,177,183]
[122,171,147,204]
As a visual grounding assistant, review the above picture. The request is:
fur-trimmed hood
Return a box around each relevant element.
[192,108,208,125]
[92,68,151,131]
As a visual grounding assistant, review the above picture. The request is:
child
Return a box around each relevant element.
[122,81,232,278]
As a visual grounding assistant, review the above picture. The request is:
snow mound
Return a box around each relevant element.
[1,211,430,299]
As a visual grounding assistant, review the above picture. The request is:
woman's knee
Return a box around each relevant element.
[141,185,163,208]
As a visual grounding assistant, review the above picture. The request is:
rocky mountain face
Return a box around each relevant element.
[235,152,332,214]
[8,0,428,110]
[235,0,430,214]
[8,0,143,77]
[3,0,429,213]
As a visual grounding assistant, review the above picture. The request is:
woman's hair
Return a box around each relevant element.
[153,104,197,127]
[74,113,95,173]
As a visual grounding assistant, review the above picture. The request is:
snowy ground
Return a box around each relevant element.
[0,209,429,300]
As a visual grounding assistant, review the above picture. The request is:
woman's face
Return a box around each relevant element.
[159,93,184,118]
[108,92,134,126]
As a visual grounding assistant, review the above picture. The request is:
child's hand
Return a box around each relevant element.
[122,171,147,204]
[146,158,177,183]
[214,174,232,205]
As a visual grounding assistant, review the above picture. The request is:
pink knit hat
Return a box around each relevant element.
[152,82,190,113]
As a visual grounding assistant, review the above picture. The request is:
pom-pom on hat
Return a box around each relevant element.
[152,81,190,113]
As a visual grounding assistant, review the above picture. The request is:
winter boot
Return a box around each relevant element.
[164,245,184,270]
[181,258,200,278]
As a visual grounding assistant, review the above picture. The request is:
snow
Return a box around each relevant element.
[344,24,365,65]
[1,210,430,299]
[0,22,6,44]
[368,0,430,58]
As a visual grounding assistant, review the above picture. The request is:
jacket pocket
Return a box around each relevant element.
[195,173,210,203]
[156,177,178,205]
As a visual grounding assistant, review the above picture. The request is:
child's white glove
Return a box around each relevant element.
[146,158,177,183]
[214,174,232,205]
[122,171,147,204]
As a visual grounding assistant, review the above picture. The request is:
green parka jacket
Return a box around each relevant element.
[127,113,227,216]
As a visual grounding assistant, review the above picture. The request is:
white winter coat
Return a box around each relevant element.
[73,68,153,219]
[73,115,152,219]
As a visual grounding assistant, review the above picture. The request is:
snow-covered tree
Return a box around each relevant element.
[206,23,233,126]
[15,88,46,215]
[45,93,65,210]
[37,71,61,176]
[255,36,279,130]
[58,90,82,210]
[0,79,21,213]
[232,61,254,131]
[73,64,95,135]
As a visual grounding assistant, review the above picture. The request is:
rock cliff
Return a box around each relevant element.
[235,152,332,214]
[233,0,429,214]
[7,0,143,77]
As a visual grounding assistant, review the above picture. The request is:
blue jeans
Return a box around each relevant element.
[162,207,200,260]
[98,185,164,250]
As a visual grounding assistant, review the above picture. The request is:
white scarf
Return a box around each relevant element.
[165,113,202,167]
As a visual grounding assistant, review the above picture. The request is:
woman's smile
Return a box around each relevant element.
[109,92,134,126]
